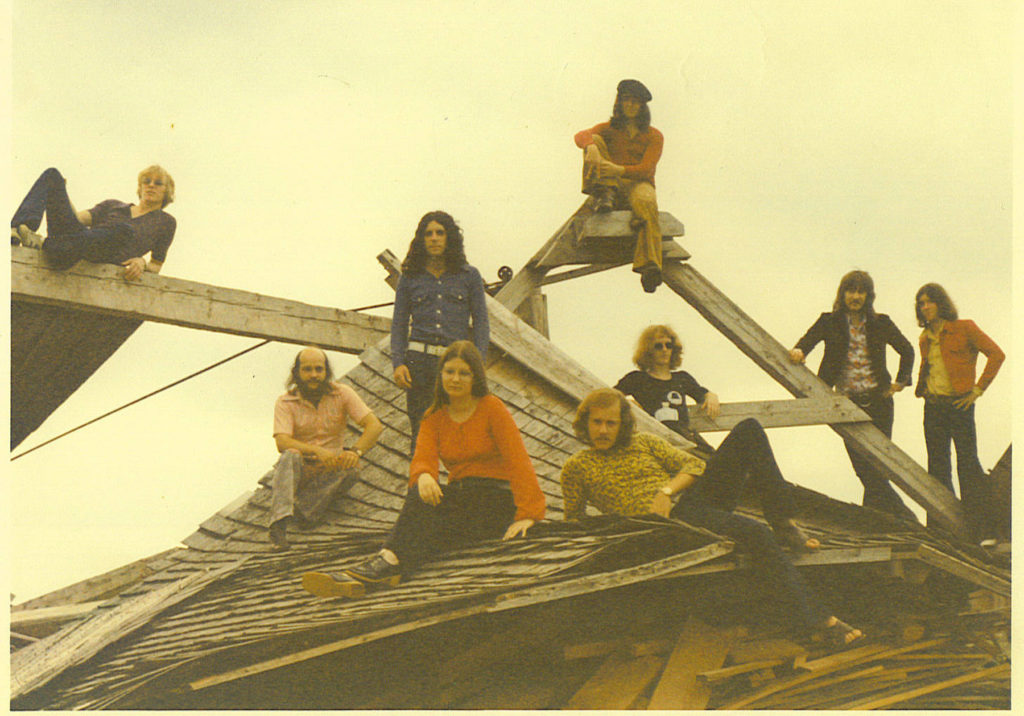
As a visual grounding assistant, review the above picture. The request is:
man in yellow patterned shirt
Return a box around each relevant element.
[559,388,865,648]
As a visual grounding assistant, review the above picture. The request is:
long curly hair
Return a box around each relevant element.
[832,270,876,316]
[572,388,636,449]
[400,210,468,275]
[915,283,958,327]
[633,325,683,372]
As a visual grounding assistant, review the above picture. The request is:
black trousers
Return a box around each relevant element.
[670,419,830,630]
[924,398,994,540]
[384,479,516,572]
[844,393,915,519]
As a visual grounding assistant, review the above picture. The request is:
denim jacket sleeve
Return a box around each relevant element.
[391,275,413,369]
[466,266,490,359]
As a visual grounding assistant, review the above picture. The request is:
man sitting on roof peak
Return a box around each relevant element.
[262,347,383,550]
[574,79,665,293]
[559,388,864,649]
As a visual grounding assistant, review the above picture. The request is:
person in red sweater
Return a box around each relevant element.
[914,283,1005,543]
[302,341,545,598]
[575,79,665,293]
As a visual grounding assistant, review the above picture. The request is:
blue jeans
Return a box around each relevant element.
[12,167,131,268]
[923,397,994,539]
[670,419,830,630]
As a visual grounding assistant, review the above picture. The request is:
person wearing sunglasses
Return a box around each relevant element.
[11,165,177,281]
[614,324,719,458]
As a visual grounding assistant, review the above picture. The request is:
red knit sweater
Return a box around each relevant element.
[410,394,546,522]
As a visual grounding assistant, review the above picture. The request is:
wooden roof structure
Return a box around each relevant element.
[9,206,1011,709]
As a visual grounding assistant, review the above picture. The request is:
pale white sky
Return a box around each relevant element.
[5,1,1017,602]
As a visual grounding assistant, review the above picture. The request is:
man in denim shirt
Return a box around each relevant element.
[391,211,489,452]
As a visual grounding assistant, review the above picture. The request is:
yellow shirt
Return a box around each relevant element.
[923,328,954,396]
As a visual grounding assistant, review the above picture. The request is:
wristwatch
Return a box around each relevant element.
[660,486,673,497]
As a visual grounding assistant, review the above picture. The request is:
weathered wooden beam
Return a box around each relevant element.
[687,397,870,432]
[536,263,621,286]
[10,601,105,629]
[566,653,665,710]
[11,247,391,354]
[493,203,588,313]
[577,209,685,239]
[513,288,549,338]
[12,548,180,611]
[914,544,1010,596]
[647,617,738,709]
[536,238,689,269]
[661,259,964,534]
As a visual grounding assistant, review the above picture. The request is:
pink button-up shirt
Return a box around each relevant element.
[273,382,371,452]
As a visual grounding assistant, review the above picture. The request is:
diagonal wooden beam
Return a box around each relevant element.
[11,247,391,354]
[493,202,589,312]
[661,258,964,534]
[686,397,870,432]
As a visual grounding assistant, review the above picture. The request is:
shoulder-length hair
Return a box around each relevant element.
[609,96,651,132]
[400,210,468,275]
[572,388,636,449]
[285,348,334,391]
[137,164,175,208]
[915,283,958,327]
[833,270,876,316]
[427,340,490,413]
[633,325,683,371]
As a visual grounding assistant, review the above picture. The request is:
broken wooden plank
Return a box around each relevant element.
[914,544,1010,596]
[728,637,808,665]
[490,541,733,611]
[11,558,249,699]
[661,259,964,534]
[566,653,665,710]
[12,246,391,354]
[10,601,106,629]
[698,658,783,683]
[11,548,182,611]
[647,617,738,709]
[842,663,1010,710]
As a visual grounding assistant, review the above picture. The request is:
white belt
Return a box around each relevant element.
[407,341,446,356]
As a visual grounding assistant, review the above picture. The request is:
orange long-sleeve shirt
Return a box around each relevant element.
[574,121,664,185]
[410,394,546,522]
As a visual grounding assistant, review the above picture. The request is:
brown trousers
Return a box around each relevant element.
[582,135,663,271]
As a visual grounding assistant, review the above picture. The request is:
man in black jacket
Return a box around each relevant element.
[789,271,917,520]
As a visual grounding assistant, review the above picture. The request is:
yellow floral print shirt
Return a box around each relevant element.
[560,433,706,520]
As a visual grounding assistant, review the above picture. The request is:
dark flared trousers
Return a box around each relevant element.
[670,418,830,630]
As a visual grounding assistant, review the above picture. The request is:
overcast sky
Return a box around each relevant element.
[5,1,1016,602]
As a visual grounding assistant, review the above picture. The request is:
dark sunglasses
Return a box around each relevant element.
[652,341,675,351]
